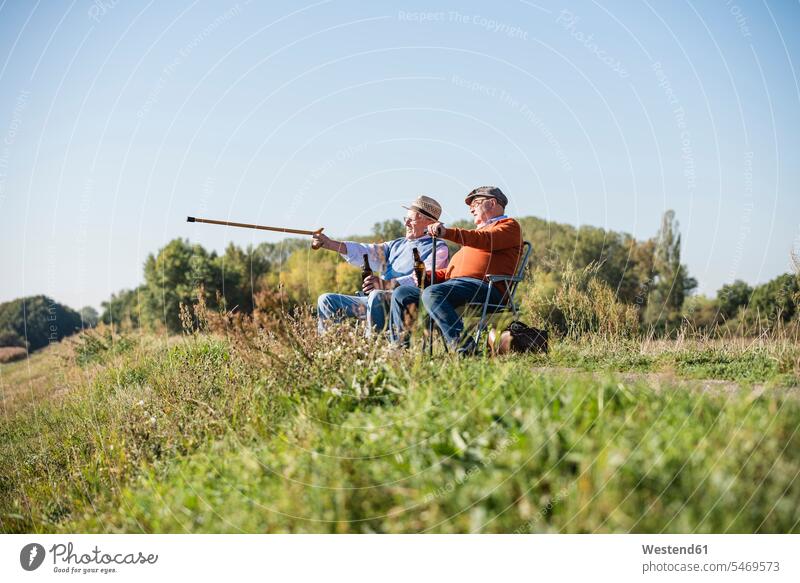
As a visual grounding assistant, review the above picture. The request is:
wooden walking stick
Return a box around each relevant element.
[187,216,324,243]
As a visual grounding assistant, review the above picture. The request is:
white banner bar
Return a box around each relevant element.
[2,535,798,582]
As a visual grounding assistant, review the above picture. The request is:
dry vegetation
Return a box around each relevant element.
[1,293,798,533]
[0,346,27,364]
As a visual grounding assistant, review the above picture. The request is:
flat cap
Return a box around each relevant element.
[465,186,508,208]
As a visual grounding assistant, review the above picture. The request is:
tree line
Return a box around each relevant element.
[96,210,798,337]
[1,211,798,351]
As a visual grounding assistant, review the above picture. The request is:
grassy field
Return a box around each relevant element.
[1,317,799,533]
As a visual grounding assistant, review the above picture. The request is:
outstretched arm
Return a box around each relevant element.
[311,232,346,254]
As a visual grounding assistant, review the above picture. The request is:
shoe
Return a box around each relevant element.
[457,337,478,357]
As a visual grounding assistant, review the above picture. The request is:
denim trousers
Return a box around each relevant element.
[389,278,503,347]
[317,290,391,335]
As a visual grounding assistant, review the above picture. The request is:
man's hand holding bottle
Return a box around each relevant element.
[362,275,382,293]
[362,275,397,293]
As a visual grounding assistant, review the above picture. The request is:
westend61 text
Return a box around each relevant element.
[642,544,708,555]
[49,543,158,566]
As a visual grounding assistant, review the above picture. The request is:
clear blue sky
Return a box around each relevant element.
[1,0,798,310]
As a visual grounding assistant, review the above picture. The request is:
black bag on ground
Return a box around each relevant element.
[488,321,548,355]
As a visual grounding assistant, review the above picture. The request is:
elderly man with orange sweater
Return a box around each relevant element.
[389,186,523,355]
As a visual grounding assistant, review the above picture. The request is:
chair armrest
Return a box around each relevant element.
[486,274,523,283]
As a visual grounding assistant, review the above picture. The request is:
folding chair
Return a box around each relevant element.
[462,240,533,346]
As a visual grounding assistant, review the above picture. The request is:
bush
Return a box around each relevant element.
[522,263,639,340]
[73,327,135,367]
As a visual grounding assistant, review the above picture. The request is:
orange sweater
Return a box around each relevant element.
[431,218,523,290]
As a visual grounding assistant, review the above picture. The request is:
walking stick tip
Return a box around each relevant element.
[186,216,195,222]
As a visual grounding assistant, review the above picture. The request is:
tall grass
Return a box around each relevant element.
[1,298,798,533]
[520,263,641,341]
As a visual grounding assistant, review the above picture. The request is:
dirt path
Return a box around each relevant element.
[530,366,800,399]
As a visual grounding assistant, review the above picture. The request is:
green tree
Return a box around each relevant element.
[280,248,341,304]
[255,239,308,269]
[0,329,26,348]
[101,288,143,329]
[216,243,271,314]
[571,226,655,305]
[683,294,720,332]
[746,273,798,330]
[644,210,696,330]
[515,216,654,304]
[0,296,82,351]
[717,280,752,320]
[372,219,405,241]
[142,239,221,332]
[79,306,99,328]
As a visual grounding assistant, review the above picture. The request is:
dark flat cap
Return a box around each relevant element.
[465,186,508,207]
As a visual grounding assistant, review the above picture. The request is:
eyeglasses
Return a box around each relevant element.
[469,197,491,209]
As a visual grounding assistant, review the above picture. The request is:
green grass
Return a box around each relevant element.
[1,322,799,533]
[543,338,799,386]
[0,343,67,414]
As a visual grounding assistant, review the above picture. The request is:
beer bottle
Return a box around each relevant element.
[361,254,372,283]
[412,247,425,289]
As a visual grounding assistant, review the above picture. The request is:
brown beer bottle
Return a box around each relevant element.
[361,254,372,283]
[412,247,425,289]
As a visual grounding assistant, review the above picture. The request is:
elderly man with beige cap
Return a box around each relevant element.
[313,195,449,335]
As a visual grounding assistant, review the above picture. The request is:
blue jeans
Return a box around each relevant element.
[317,290,391,335]
[389,278,503,347]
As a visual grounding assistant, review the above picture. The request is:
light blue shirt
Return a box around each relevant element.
[343,235,450,287]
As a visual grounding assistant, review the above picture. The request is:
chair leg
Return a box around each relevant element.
[473,284,495,347]
[473,314,488,345]
[423,316,449,355]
